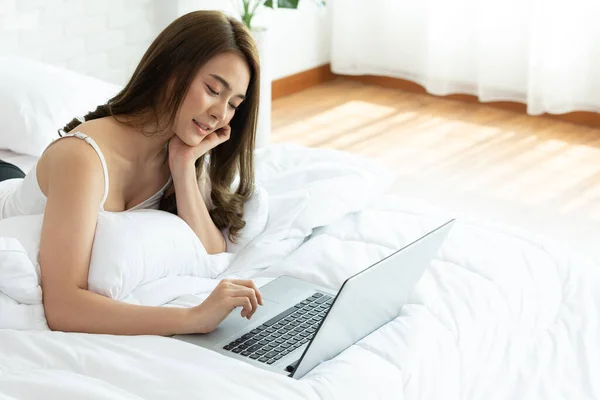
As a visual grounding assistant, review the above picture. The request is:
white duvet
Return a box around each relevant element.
[0,144,598,400]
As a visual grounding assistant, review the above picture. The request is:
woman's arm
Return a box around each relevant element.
[39,139,260,335]
[171,163,226,254]
[167,128,233,255]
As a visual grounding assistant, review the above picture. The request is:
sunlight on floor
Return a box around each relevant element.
[272,79,600,262]
[274,96,600,223]
[273,101,397,145]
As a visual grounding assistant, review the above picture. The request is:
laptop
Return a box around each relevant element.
[172,219,454,379]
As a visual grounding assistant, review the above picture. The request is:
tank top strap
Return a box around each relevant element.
[56,132,110,211]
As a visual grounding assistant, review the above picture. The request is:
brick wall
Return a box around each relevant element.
[0,0,163,85]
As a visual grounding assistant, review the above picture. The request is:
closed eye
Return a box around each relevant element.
[207,84,240,110]
[206,85,219,95]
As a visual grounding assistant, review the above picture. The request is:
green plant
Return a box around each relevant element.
[234,0,326,30]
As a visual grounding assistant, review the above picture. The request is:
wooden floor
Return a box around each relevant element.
[271,78,600,261]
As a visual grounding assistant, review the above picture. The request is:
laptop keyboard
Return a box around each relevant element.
[222,292,333,365]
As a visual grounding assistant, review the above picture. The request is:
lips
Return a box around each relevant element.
[193,119,211,135]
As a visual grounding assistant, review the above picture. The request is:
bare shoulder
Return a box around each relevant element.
[37,135,105,200]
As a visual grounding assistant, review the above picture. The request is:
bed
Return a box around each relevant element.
[1,54,599,399]
[1,139,599,399]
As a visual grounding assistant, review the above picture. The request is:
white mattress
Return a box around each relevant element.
[0,144,598,399]
[0,149,39,174]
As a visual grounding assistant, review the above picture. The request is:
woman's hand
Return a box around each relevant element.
[185,279,264,334]
[168,125,231,174]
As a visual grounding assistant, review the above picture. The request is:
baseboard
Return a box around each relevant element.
[343,74,600,128]
[271,64,335,100]
[271,63,600,128]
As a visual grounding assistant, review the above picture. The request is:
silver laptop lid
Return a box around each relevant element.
[291,219,454,378]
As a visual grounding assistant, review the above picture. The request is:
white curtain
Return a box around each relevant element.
[330,0,600,115]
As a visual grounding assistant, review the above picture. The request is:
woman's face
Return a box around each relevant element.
[174,51,251,147]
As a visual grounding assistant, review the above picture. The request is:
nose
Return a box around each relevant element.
[209,99,228,123]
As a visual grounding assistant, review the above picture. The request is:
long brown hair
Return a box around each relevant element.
[61,11,260,242]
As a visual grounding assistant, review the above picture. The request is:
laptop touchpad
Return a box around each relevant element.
[216,298,280,334]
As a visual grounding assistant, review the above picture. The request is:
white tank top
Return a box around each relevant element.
[0,131,172,218]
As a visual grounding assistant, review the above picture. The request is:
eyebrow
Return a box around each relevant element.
[209,74,246,100]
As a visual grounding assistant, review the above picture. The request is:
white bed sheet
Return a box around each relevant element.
[0,144,598,400]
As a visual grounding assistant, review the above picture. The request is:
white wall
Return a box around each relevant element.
[0,0,161,85]
[268,3,331,79]
[179,0,331,80]
[0,0,331,85]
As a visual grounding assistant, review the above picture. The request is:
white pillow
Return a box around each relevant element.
[0,214,43,269]
[87,210,215,300]
[0,210,215,302]
[0,56,121,157]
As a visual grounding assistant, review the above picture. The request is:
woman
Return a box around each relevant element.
[0,11,264,335]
